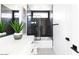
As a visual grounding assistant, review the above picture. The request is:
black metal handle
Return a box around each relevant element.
[52,24,59,25]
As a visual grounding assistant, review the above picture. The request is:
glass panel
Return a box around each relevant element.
[33,12,48,18]
[14,11,19,22]
[14,12,19,18]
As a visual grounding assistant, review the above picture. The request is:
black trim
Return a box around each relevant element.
[12,10,19,21]
[71,44,79,53]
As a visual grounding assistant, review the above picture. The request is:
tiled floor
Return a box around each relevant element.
[37,48,56,55]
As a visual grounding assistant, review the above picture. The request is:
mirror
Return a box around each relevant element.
[1,4,19,36]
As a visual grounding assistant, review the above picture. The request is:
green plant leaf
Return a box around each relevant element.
[0,21,6,33]
[10,20,24,33]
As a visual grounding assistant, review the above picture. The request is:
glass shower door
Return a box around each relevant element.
[27,11,53,38]
[32,11,52,37]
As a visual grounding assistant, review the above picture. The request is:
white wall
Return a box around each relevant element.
[53,4,78,55]
[17,5,27,34]
[28,4,53,11]
[19,5,27,34]
[3,4,21,10]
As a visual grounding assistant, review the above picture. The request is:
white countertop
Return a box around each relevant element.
[0,35,35,55]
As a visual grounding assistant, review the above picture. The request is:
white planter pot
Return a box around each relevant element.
[14,33,23,40]
[0,32,6,37]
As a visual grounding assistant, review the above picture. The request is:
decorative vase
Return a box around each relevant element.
[14,33,22,40]
[0,32,6,37]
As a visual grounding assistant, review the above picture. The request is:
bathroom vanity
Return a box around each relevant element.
[0,35,35,55]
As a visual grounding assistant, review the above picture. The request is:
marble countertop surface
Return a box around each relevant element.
[0,35,35,55]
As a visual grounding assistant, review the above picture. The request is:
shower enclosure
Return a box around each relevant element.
[27,11,53,38]
[27,4,53,40]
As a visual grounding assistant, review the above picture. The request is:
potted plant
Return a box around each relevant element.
[10,20,24,40]
[0,21,6,37]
